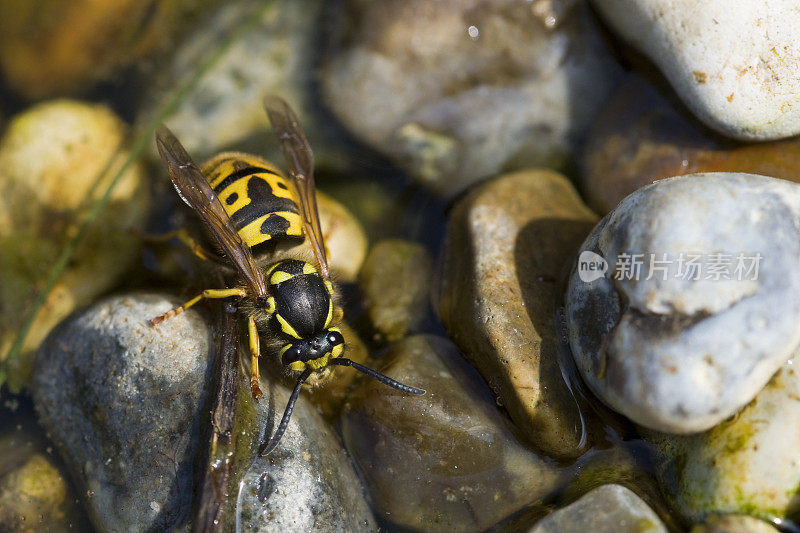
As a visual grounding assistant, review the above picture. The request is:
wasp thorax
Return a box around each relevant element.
[280,328,344,371]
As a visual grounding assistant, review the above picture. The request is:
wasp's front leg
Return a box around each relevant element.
[150,288,247,325]
[247,315,263,398]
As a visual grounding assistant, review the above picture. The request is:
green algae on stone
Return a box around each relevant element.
[0,100,149,392]
[0,421,88,532]
[645,356,800,523]
[691,514,781,533]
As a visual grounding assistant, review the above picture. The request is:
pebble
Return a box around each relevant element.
[140,0,334,166]
[0,421,88,532]
[566,173,800,433]
[528,484,667,533]
[341,335,561,532]
[694,514,781,533]
[322,0,622,195]
[580,74,800,214]
[0,0,219,100]
[239,372,374,532]
[358,239,433,341]
[436,169,597,458]
[591,0,800,140]
[646,355,800,523]
[0,100,149,392]
[32,293,212,531]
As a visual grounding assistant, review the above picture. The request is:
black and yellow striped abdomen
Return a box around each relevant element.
[201,152,303,250]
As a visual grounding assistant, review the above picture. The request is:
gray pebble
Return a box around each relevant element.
[33,293,212,532]
[566,173,800,433]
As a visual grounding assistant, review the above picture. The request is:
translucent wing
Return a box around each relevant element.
[155,125,268,300]
[263,95,329,279]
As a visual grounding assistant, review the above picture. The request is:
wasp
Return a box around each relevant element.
[151,96,424,454]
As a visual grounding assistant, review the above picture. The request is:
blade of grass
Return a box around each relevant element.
[0,1,273,389]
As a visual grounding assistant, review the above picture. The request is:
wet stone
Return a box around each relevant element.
[693,515,781,533]
[566,173,800,433]
[312,191,368,283]
[140,0,341,169]
[240,372,374,532]
[358,239,433,342]
[341,335,562,532]
[645,353,800,523]
[529,484,667,533]
[0,0,221,100]
[591,0,800,140]
[0,422,87,532]
[436,169,598,458]
[32,293,212,532]
[0,99,149,392]
[322,0,622,195]
[580,73,800,215]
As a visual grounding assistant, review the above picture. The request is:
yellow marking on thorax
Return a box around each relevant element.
[302,262,317,275]
[324,298,333,329]
[276,314,301,339]
[270,270,292,285]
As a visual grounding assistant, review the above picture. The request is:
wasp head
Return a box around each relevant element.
[280,328,345,372]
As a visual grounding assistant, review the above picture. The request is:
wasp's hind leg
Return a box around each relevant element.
[134,227,226,264]
[247,315,264,399]
[150,288,246,325]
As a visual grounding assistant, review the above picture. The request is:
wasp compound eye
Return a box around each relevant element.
[327,330,344,346]
[281,344,302,365]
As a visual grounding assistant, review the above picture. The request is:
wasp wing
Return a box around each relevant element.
[263,96,330,279]
[155,125,268,300]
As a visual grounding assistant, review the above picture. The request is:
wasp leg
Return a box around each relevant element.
[151,288,246,325]
[135,228,223,263]
[248,315,263,399]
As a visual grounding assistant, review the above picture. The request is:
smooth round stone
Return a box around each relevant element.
[0,100,149,392]
[436,170,597,458]
[322,0,622,195]
[32,293,212,532]
[239,374,374,533]
[566,173,800,433]
[590,0,800,140]
[528,484,667,533]
[646,356,800,523]
[358,239,433,341]
[580,74,800,214]
[140,0,338,167]
[341,335,561,532]
[0,422,88,532]
[0,0,220,100]
[312,191,368,283]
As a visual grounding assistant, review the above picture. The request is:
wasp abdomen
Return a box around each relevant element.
[201,154,304,250]
[265,259,334,339]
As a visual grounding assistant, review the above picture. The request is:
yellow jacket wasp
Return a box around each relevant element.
[151,96,424,455]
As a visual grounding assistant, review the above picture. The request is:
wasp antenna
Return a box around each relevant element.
[260,368,313,456]
[331,358,426,395]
